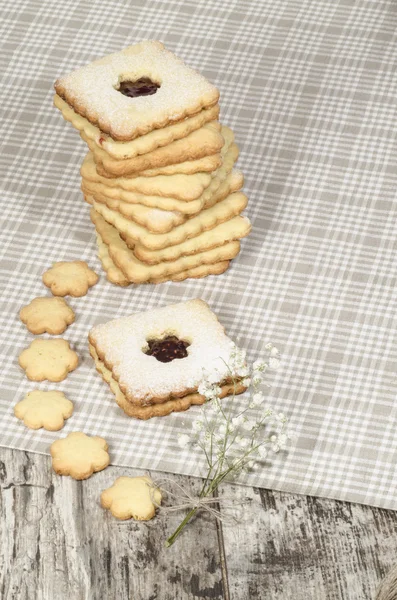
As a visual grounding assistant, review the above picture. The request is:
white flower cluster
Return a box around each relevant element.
[177,343,291,478]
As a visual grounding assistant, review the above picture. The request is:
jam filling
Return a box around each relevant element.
[145,336,190,363]
[118,78,160,98]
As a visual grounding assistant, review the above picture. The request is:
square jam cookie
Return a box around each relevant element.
[89,299,240,405]
[55,41,220,141]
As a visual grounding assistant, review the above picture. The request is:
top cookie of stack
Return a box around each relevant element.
[54,41,251,285]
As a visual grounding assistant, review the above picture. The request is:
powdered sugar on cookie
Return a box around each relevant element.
[89,299,239,403]
[55,41,220,141]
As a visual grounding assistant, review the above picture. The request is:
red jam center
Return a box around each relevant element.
[145,336,190,363]
[118,78,160,98]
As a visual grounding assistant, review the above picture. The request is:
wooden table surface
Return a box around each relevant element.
[0,447,396,600]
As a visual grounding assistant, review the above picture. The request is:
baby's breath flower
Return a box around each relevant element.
[198,382,210,396]
[232,415,245,427]
[278,433,288,448]
[252,392,264,406]
[178,434,190,448]
[258,445,268,459]
[269,357,280,370]
[253,359,267,372]
[238,437,250,449]
[218,423,227,436]
[229,347,247,375]
[198,380,222,402]
[252,374,263,386]
[241,419,255,431]
[236,365,250,378]
[167,344,291,549]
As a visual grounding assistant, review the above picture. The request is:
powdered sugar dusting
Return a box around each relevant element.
[55,41,220,140]
[89,299,236,403]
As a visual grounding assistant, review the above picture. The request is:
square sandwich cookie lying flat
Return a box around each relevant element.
[88,299,247,418]
[54,94,220,160]
[91,211,241,284]
[85,121,225,178]
[80,125,236,204]
[81,132,240,219]
[96,234,231,287]
[91,190,248,251]
[54,40,220,141]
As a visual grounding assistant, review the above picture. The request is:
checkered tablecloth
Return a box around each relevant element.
[1,0,397,509]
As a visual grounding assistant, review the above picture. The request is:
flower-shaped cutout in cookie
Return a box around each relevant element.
[101,476,162,520]
[18,338,79,382]
[20,296,75,335]
[50,432,109,480]
[42,261,98,297]
[14,390,74,430]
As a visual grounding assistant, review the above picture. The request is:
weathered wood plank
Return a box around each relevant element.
[3,446,397,600]
[218,484,397,600]
[0,448,225,600]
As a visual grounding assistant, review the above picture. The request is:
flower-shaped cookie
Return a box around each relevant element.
[101,476,162,520]
[42,261,98,297]
[19,296,75,335]
[50,432,110,480]
[18,338,79,382]
[14,390,74,430]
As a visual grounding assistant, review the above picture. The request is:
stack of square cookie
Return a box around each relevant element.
[54,41,251,285]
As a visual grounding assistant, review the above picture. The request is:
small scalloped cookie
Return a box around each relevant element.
[96,233,230,286]
[43,261,98,297]
[92,212,240,284]
[19,296,75,335]
[18,338,79,382]
[50,432,109,480]
[14,390,74,431]
[54,41,220,141]
[85,121,224,178]
[101,476,162,520]
[54,94,220,159]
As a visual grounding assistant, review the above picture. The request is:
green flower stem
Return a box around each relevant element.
[166,506,198,547]
[165,475,221,547]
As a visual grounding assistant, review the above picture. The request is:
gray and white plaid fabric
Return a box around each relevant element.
[1,0,397,509]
